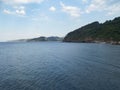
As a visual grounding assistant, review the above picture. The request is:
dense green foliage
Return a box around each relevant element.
[64,17,120,43]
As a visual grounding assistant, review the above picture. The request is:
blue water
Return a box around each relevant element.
[0,42,120,90]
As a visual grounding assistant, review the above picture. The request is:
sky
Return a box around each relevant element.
[0,0,120,41]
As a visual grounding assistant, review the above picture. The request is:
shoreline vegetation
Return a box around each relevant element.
[11,16,120,45]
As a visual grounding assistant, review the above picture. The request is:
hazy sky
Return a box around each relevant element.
[0,0,120,41]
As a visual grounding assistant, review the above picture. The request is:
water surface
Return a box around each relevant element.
[0,42,120,90]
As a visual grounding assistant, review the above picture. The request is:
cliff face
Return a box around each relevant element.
[63,17,120,44]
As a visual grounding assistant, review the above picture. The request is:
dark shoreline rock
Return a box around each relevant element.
[63,40,120,45]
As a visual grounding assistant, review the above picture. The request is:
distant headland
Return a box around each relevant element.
[63,17,120,45]
[12,36,63,42]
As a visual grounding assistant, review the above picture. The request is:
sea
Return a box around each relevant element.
[0,42,120,90]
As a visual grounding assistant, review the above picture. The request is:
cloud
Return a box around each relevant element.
[3,6,26,16]
[16,9,25,15]
[60,0,120,18]
[85,0,120,15]
[85,0,106,13]
[49,6,56,12]
[1,0,44,4]
[60,2,81,17]
[3,9,13,14]
[15,6,26,15]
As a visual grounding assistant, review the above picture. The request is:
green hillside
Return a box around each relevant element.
[63,17,120,44]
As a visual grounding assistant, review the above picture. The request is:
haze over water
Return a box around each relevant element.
[0,42,120,90]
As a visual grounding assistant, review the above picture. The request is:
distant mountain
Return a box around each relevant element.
[27,36,47,42]
[63,17,120,44]
[47,36,62,41]
[13,36,63,42]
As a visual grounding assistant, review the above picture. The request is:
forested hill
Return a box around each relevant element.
[63,17,120,44]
